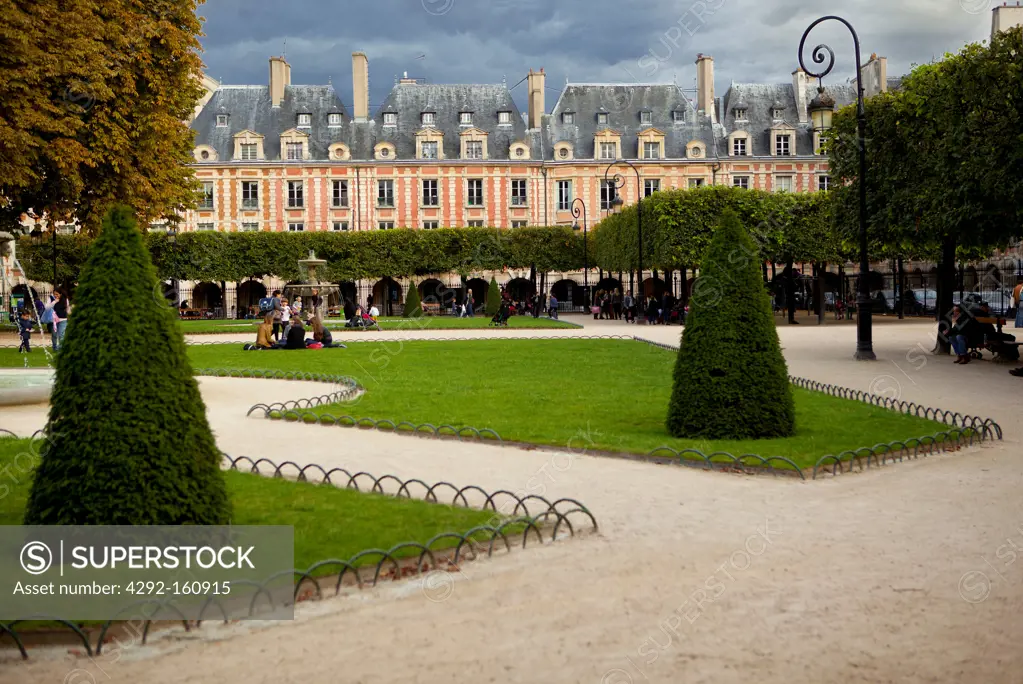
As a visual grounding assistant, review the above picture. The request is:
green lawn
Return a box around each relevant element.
[0,438,504,574]
[175,315,576,334]
[174,339,947,469]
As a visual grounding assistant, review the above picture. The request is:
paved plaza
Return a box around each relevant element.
[2,317,1021,684]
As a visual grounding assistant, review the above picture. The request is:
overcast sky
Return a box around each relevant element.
[197,0,996,112]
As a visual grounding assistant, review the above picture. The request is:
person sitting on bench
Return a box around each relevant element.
[949,305,981,364]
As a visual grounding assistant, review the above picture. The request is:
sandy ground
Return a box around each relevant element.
[2,317,1022,684]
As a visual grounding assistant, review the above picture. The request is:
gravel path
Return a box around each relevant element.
[3,318,1021,684]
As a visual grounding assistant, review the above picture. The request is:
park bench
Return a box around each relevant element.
[421,301,441,316]
[974,316,1020,361]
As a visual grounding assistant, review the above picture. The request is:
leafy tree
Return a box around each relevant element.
[24,206,231,525]
[403,281,423,317]
[0,0,206,235]
[666,209,795,439]
[486,276,501,316]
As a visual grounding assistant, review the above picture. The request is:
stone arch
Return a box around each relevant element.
[236,280,267,318]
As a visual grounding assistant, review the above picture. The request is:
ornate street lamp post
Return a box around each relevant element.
[603,159,642,298]
[799,15,875,360]
[571,197,590,308]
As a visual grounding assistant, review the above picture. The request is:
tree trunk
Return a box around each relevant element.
[786,259,797,324]
[816,262,825,324]
[679,265,689,305]
[933,235,956,354]
[896,257,905,319]
[762,262,769,284]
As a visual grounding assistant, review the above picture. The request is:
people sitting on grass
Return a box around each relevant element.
[254,313,275,349]
[278,316,306,349]
[308,316,345,348]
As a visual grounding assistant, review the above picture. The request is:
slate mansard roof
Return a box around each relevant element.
[543,84,721,160]
[191,73,869,163]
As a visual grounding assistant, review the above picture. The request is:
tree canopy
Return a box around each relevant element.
[0,0,206,235]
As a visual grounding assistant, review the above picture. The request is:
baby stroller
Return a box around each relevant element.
[490,303,510,327]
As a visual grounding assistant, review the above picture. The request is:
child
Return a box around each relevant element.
[18,310,34,353]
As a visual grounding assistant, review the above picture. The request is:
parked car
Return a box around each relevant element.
[953,290,1013,316]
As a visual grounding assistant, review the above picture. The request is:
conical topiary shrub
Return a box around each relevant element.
[485,277,501,317]
[403,282,423,317]
[24,206,231,525]
[666,209,795,439]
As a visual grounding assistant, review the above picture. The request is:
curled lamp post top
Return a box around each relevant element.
[603,158,639,192]
[570,197,586,222]
[797,15,865,114]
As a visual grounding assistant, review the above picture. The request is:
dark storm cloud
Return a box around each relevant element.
[197,0,996,112]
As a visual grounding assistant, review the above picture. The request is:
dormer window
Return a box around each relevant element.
[597,112,609,125]
[216,114,228,127]
[640,110,652,125]
[562,112,575,124]
[736,109,749,122]
[498,111,512,125]
[383,112,397,126]
[459,112,473,125]
[421,112,435,126]
[297,113,311,127]
[672,110,685,124]
[328,113,342,126]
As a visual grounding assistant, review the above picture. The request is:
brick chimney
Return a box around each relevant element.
[992,2,1023,39]
[352,52,369,121]
[696,54,716,123]
[527,68,545,129]
[859,53,888,99]
[269,56,291,108]
[792,68,808,123]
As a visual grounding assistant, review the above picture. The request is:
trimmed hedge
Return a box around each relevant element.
[666,209,795,439]
[486,277,501,316]
[23,206,232,525]
[403,281,423,317]
[16,225,586,286]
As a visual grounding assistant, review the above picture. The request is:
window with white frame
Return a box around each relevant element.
[465,141,483,159]
[733,137,747,156]
[774,175,793,192]
[672,110,685,123]
[241,222,260,232]
[733,176,750,189]
[644,179,660,197]
[597,112,609,125]
[688,178,705,189]
[422,221,439,229]
[196,222,215,231]
[600,180,617,210]
[288,223,304,232]
[498,111,512,124]
[511,179,527,206]
[599,142,616,160]
[772,108,784,119]
[422,179,439,206]
[818,175,831,192]
[200,182,214,210]
[378,221,395,230]
[287,181,304,208]
[557,180,572,211]
[643,142,660,159]
[216,114,228,127]
[775,134,791,156]
[240,143,258,160]
[328,113,342,126]
[640,111,652,125]
[332,180,348,208]
[383,112,397,125]
[562,112,575,124]
[511,220,528,228]
[286,142,304,160]
[377,180,394,207]
[735,109,748,122]
[421,112,435,126]
[333,221,350,231]
[467,179,484,206]
[297,113,311,127]
[459,112,473,125]
[241,181,259,209]
[420,141,439,159]
[467,220,485,227]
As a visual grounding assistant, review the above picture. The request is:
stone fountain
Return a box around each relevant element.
[283,251,339,319]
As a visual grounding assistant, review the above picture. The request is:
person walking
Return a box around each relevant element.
[52,290,69,350]
[465,294,475,318]
[1013,276,1023,329]
[548,292,559,319]
[623,291,634,323]
[40,294,54,342]
[17,310,34,353]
